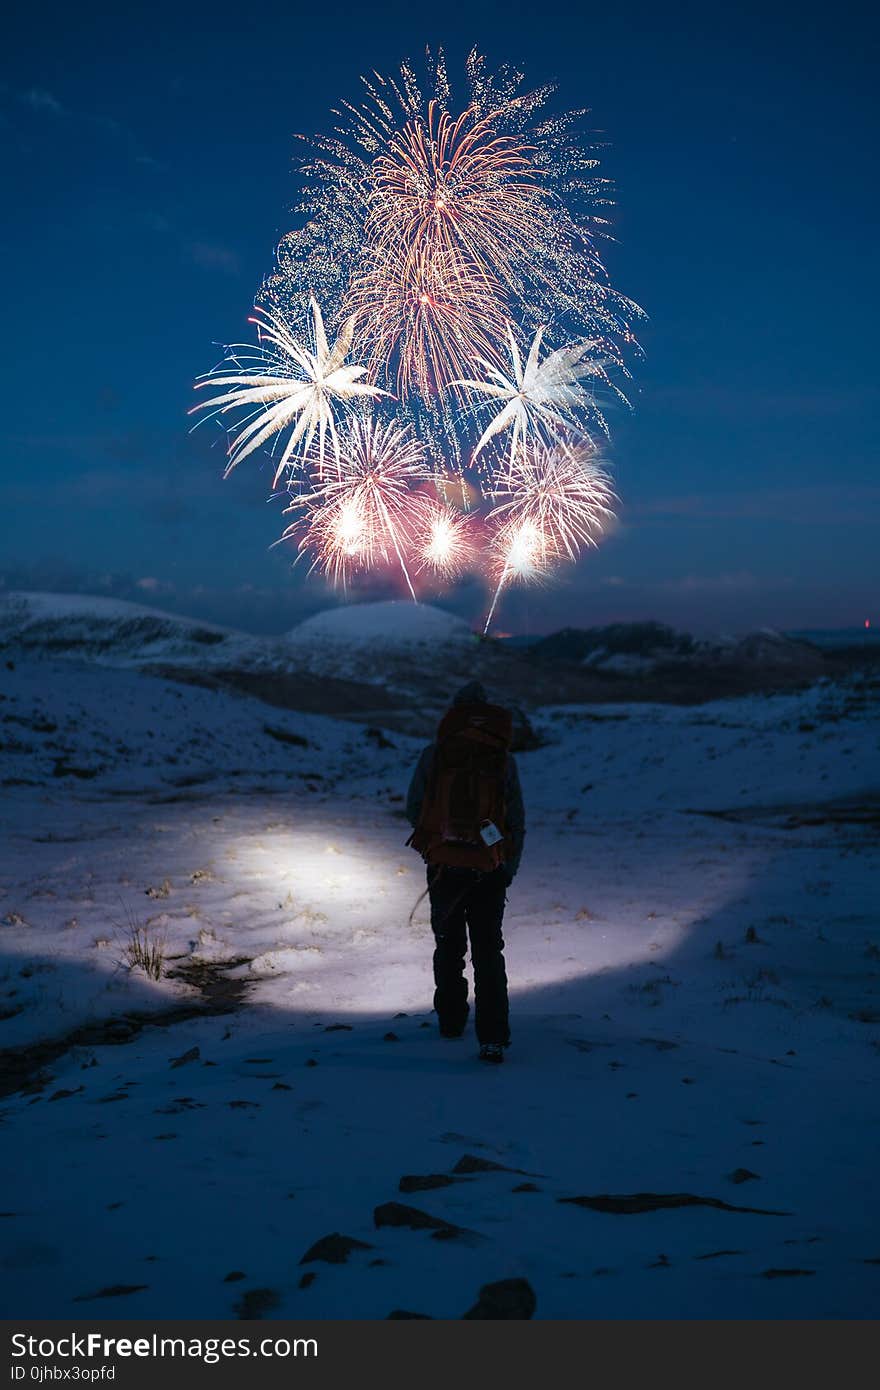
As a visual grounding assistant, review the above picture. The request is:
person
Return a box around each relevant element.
[406,681,525,1064]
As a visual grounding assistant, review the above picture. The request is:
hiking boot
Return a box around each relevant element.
[440,1026,465,1039]
[478,1043,505,1064]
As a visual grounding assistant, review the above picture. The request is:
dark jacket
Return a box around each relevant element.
[405,743,526,881]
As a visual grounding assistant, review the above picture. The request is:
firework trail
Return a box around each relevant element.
[483,440,616,631]
[281,417,431,598]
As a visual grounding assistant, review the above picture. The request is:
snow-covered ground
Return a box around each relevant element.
[1,647,878,1318]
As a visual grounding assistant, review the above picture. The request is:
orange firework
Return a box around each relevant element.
[368,102,545,286]
[345,240,509,401]
[281,416,432,597]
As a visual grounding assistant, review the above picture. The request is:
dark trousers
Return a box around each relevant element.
[428,865,510,1046]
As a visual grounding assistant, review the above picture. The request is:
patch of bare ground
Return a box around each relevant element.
[0,957,253,1100]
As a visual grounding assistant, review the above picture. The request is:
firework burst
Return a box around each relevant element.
[417,501,477,580]
[367,101,538,275]
[191,298,388,484]
[483,440,616,631]
[454,322,617,467]
[199,48,641,616]
[345,241,510,401]
[281,417,432,597]
[264,48,643,436]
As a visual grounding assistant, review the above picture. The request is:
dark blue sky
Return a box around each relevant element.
[1,0,877,635]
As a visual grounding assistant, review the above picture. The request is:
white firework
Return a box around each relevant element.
[417,502,476,580]
[454,323,616,467]
[191,297,389,484]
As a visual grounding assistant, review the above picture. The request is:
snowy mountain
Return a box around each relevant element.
[528,620,826,678]
[2,593,862,730]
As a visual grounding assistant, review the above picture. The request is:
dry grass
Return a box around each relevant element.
[117,909,166,981]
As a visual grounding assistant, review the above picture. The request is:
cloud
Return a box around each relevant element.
[135,576,175,594]
[3,83,160,168]
[631,485,880,526]
[22,88,64,115]
[188,241,241,276]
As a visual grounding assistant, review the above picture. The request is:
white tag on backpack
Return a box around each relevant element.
[479,820,503,847]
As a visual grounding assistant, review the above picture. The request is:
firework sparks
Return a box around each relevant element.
[483,440,616,631]
[198,50,641,613]
[345,242,509,401]
[264,49,643,439]
[454,323,616,465]
[191,298,388,483]
[281,416,431,598]
[417,501,476,580]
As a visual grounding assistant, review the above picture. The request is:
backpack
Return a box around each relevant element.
[407,702,513,872]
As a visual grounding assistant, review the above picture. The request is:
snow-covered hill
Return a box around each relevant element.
[0,591,265,669]
[288,599,473,648]
[0,592,483,703]
[285,600,477,685]
[0,653,878,1318]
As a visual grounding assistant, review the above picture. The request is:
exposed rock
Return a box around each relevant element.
[234,1287,281,1319]
[452,1154,535,1176]
[263,724,309,748]
[373,1202,476,1241]
[531,621,695,668]
[462,1278,536,1320]
[399,1174,461,1193]
[558,1192,789,1216]
[169,1046,200,1068]
[73,1284,148,1302]
[299,1233,373,1265]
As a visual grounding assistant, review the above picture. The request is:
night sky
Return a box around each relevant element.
[1,0,877,636]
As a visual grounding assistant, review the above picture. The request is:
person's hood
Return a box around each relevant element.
[452,680,489,705]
